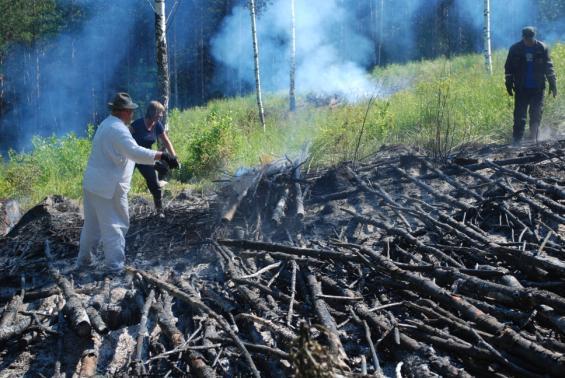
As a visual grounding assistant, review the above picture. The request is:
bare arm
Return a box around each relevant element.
[159,131,177,157]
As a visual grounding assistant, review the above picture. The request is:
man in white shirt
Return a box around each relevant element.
[77,92,178,275]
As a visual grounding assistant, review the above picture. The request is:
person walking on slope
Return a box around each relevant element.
[77,93,179,275]
[130,101,178,215]
[505,26,557,145]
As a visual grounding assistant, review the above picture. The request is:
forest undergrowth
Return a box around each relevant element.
[1,44,563,210]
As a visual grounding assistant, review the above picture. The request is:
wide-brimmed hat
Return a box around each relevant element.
[108,92,139,110]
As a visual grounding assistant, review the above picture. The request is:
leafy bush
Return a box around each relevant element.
[2,44,563,210]
[172,109,241,180]
[0,129,92,204]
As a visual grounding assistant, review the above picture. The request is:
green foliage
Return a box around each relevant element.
[0,129,92,205]
[177,109,241,179]
[2,44,564,210]
[0,0,61,55]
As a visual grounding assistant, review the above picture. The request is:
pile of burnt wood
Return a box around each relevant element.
[0,140,564,377]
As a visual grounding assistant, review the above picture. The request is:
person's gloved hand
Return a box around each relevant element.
[549,82,557,98]
[161,152,180,169]
[154,160,170,178]
[505,79,514,96]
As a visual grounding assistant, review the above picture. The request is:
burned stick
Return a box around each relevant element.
[272,188,289,224]
[219,239,361,263]
[287,260,297,326]
[235,313,297,342]
[152,296,216,378]
[303,266,349,365]
[308,188,360,203]
[362,319,382,375]
[208,337,290,359]
[294,170,305,219]
[463,296,530,323]
[232,277,299,306]
[50,271,91,337]
[222,171,262,222]
[128,267,261,378]
[416,157,484,201]
[78,349,98,378]
[0,316,32,344]
[485,160,565,200]
[427,153,554,179]
[0,294,23,328]
[201,287,238,313]
[322,275,472,378]
[341,208,464,267]
[538,305,565,336]
[355,244,565,376]
[43,239,91,337]
[460,163,565,224]
[237,262,281,280]
[397,205,558,279]
[85,305,107,335]
[221,255,274,316]
[392,166,472,211]
[239,250,324,264]
[53,300,65,378]
[131,289,155,376]
[405,320,544,378]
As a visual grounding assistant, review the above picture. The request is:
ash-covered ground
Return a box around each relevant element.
[1,139,564,377]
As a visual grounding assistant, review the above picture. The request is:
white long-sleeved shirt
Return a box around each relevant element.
[83,115,157,199]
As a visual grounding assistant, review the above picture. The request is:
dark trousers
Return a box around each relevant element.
[136,164,162,209]
[513,88,544,142]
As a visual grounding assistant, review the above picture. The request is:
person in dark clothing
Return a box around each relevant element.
[505,26,557,145]
[130,101,179,213]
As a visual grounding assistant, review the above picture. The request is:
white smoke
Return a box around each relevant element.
[459,0,563,48]
[211,0,382,101]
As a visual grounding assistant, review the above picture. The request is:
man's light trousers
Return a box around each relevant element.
[77,187,129,272]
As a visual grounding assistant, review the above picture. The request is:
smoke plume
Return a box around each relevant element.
[211,0,381,101]
[1,0,141,152]
[459,0,564,48]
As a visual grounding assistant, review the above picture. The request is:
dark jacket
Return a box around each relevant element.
[504,40,556,90]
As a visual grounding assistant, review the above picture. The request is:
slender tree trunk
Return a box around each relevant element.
[238,7,244,96]
[289,0,296,112]
[248,0,266,131]
[172,21,179,109]
[0,55,4,119]
[483,0,493,74]
[200,1,205,102]
[369,0,376,66]
[154,0,170,128]
[378,0,384,66]
[34,47,42,133]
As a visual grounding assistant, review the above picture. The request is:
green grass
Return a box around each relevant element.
[2,44,564,209]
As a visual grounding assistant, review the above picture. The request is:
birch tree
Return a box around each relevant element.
[289,0,296,112]
[483,0,493,74]
[154,0,170,127]
[378,0,384,66]
[249,0,266,131]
